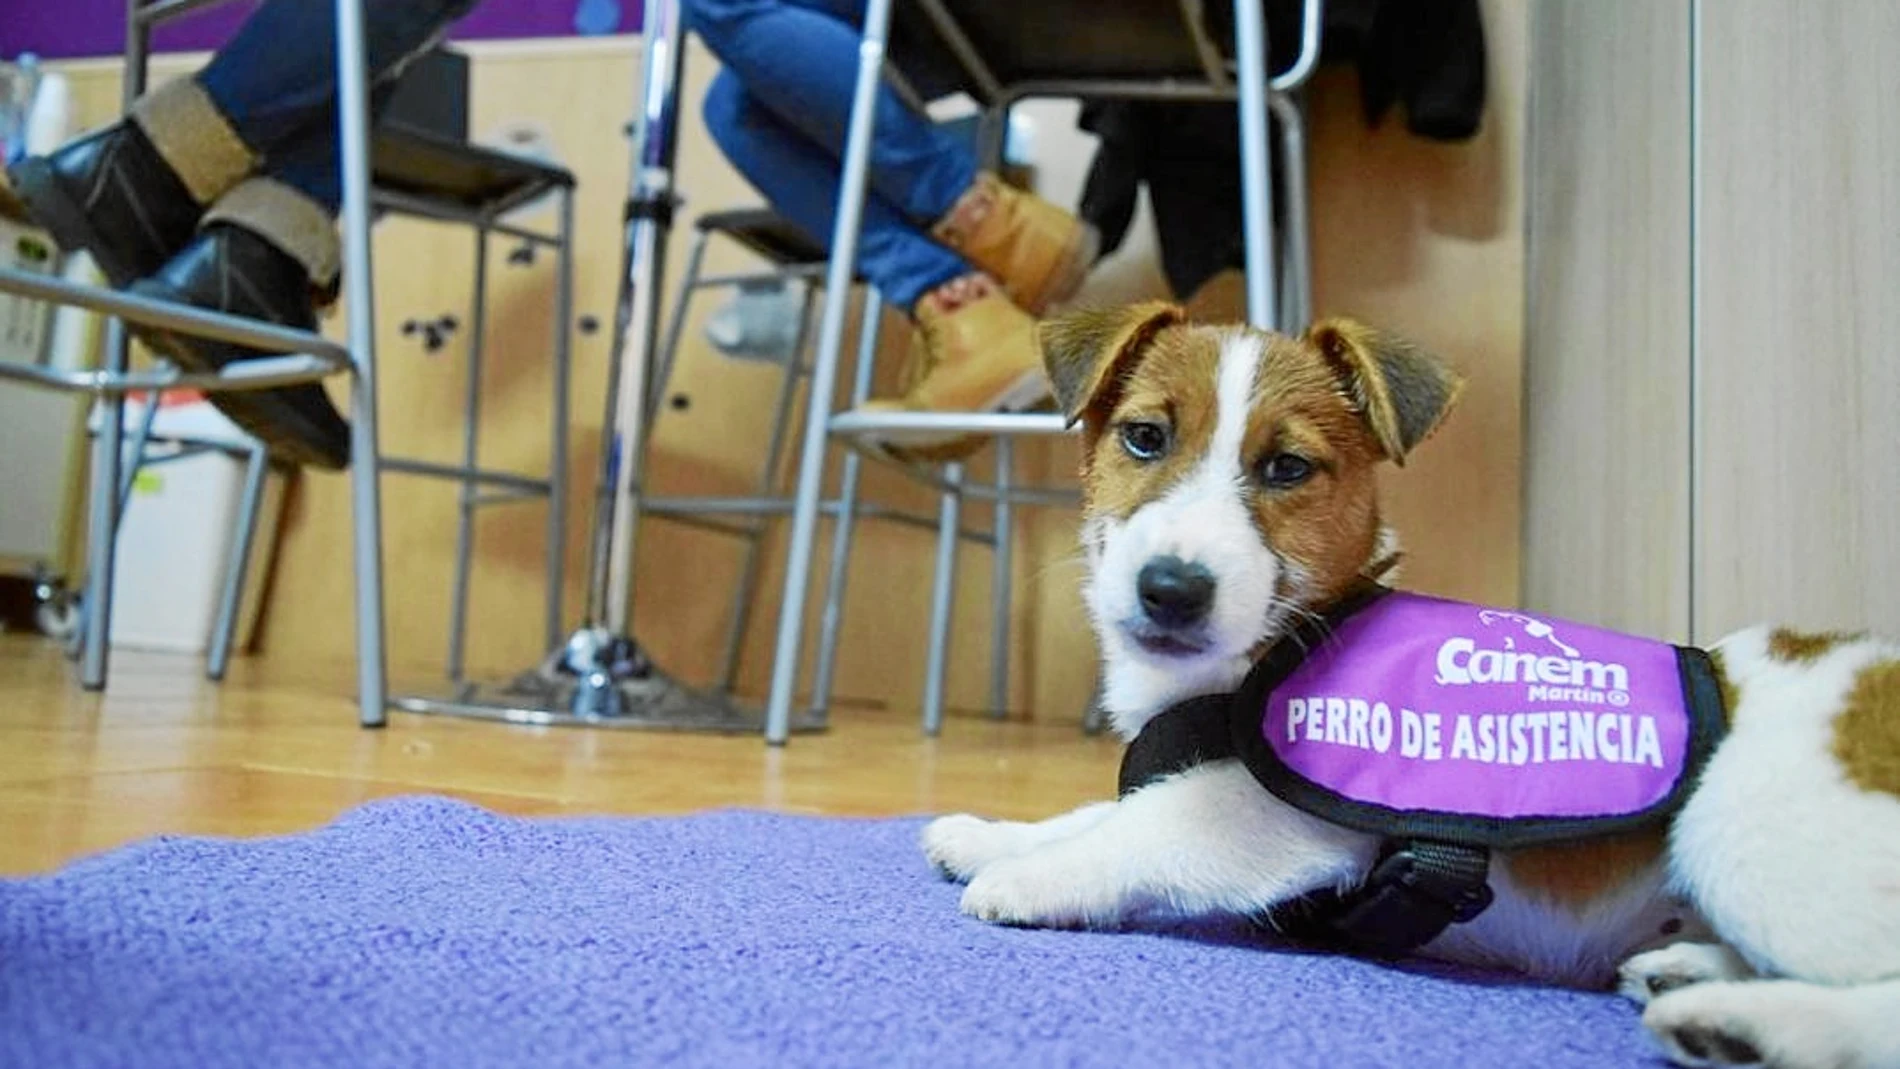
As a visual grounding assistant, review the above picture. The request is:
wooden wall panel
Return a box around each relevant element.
[1303,0,1527,610]
[1694,0,1900,639]
[1523,0,1693,640]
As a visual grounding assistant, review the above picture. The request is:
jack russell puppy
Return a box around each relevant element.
[921,304,1900,1069]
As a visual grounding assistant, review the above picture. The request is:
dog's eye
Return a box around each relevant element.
[1258,453,1315,489]
[1119,421,1170,462]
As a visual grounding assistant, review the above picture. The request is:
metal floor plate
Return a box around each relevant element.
[393,664,825,735]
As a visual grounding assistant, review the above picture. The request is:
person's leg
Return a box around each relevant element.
[240,78,402,218]
[702,72,1046,459]
[686,0,972,227]
[5,0,471,292]
[197,0,480,175]
[687,0,1098,316]
[134,0,476,469]
[703,71,965,312]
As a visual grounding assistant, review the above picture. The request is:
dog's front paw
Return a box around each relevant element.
[959,853,1118,930]
[922,813,1057,882]
[921,814,1009,882]
[1619,942,1756,1005]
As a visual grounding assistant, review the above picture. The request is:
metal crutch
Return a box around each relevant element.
[395,0,785,731]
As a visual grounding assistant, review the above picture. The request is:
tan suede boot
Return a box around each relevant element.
[856,280,1050,462]
[931,171,1098,315]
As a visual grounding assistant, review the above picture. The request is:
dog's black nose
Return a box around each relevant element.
[1137,556,1216,628]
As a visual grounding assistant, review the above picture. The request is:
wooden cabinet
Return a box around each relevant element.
[1526,0,1900,643]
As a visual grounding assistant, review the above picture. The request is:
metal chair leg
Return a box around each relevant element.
[1233,0,1279,330]
[75,348,161,670]
[1270,92,1312,332]
[545,187,576,651]
[989,436,1013,719]
[922,461,964,736]
[647,227,710,437]
[117,391,160,516]
[446,224,490,683]
[208,445,270,682]
[78,323,130,689]
[762,0,896,744]
[337,0,389,728]
[714,284,817,692]
[67,352,157,668]
[807,289,885,722]
[77,11,153,688]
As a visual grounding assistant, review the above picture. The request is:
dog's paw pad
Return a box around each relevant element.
[1644,985,1775,1068]
[1618,943,1753,1005]
[1666,1024,1762,1067]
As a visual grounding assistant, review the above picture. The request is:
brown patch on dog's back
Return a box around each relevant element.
[1706,648,1740,724]
[1767,628,1864,664]
[1502,828,1668,912]
[1834,659,1900,798]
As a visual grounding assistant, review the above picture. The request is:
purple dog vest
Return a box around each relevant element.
[1117,585,1727,953]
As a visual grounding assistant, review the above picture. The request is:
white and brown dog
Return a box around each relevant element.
[921,304,1900,1069]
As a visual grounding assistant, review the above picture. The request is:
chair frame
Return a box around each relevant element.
[0,0,575,727]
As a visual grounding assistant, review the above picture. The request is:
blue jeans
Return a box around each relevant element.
[196,0,480,212]
[686,0,976,313]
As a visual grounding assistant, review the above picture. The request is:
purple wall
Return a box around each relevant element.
[3,1,645,61]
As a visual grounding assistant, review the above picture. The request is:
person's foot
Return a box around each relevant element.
[5,79,255,287]
[131,212,351,471]
[932,172,1099,315]
[9,86,345,469]
[856,275,1050,463]
[6,122,203,288]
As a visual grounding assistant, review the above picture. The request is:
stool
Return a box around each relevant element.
[634,206,1028,725]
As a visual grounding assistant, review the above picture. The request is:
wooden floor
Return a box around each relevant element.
[0,635,1121,876]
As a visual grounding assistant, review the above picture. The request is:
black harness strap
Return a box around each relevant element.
[1117,692,1494,957]
[1118,694,1236,796]
[1264,840,1493,958]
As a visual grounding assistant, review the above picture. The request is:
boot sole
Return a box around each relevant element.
[862,367,1053,461]
[129,280,352,471]
[8,157,147,288]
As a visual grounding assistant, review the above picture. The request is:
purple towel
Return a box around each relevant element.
[0,797,1661,1067]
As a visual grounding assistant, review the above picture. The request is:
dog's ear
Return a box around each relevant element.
[1039,303,1186,424]
[1305,318,1464,466]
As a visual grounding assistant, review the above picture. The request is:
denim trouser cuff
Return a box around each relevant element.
[129,78,257,206]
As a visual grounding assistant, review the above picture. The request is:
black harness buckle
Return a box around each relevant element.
[1325,840,1494,957]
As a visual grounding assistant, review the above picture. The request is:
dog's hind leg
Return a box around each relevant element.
[1643,977,1900,1069]
[922,802,1119,883]
[957,760,1375,929]
[1647,632,1900,1067]
[1667,631,1900,988]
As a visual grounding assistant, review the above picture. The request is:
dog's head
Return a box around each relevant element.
[1042,303,1464,731]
